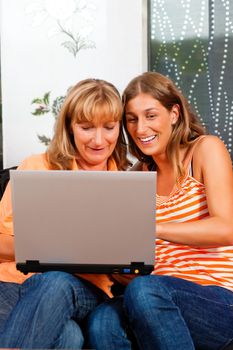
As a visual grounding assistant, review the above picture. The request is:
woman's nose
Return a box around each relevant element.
[136,119,147,134]
[93,128,103,145]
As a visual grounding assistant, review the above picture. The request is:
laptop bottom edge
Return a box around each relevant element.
[16,261,154,275]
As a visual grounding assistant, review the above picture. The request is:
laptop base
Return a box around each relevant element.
[16,260,154,275]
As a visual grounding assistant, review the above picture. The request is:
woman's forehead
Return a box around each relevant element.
[74,112,120,123]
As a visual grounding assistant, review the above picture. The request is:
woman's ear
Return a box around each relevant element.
[171,104,180,125]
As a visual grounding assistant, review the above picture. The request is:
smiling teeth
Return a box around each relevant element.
[140,135,156,142]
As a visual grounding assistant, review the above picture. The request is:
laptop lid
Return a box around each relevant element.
[10,170,156,275]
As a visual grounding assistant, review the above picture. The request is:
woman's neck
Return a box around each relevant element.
[76,159,108,171]
[153,147,187,196]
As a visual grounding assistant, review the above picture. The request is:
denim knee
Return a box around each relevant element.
[124,275,173,316]
[21,271,79,305]
[24,271,77,289]
[85,297,131,349]
[86,299,122,338]
[54,319,84,349]
[85,301,114,348]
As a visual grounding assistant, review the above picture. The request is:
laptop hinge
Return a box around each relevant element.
[26,260,40,266]
[17,260,41,274]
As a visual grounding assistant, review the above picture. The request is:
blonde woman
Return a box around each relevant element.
[0,78,130,348]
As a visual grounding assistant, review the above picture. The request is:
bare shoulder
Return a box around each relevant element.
[194,135,231,159]
[190,136,232,182]
[196,135,225,147]
[18,153,48,170]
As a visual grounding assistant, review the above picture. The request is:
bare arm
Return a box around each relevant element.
[0,179,15,260]
[0,233,15,261]
[157,136,233,247]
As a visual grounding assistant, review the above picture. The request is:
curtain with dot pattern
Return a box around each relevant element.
[149,0,233,160]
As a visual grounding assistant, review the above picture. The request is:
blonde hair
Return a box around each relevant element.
[122,72,206,178]
[46,78,130,170]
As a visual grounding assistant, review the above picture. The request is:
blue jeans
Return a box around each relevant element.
[0,271,106,348]
[86,275,233,350]
[85,296,134,349]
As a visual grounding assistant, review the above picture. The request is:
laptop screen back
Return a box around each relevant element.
[10,170,156,275]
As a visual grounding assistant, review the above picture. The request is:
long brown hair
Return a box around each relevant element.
[122,72,206,177]
[46,78,130,170]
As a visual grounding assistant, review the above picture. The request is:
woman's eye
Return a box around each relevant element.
[80,124,93,130]
[147,114,156,119]
[105,126,114,130]
[126,118,137,123]
[104,123,117,130]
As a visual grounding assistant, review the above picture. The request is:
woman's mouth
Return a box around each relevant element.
[139,135,157,144]
[90,147,105,151]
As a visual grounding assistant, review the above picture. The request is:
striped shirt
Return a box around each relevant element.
[152,137,233,291]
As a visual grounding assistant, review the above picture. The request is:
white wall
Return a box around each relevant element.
[1,0,148,167]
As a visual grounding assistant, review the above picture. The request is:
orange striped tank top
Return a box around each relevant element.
[153,136,233,291]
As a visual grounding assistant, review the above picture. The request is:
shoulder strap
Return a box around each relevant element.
[183,136,206,170]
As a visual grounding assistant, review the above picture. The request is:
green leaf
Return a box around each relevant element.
[51,95,65,117]
[37,134,51,145]
[31,98,43,104]
[31,107,50,116]
[43,92,51,105]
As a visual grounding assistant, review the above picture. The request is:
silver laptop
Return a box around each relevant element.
[10,170,156,275]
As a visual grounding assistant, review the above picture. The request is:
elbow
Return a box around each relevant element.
[222,221,233,246]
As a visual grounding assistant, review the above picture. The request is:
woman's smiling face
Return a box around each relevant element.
[71,119,120,170]
[125,93,179,160]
